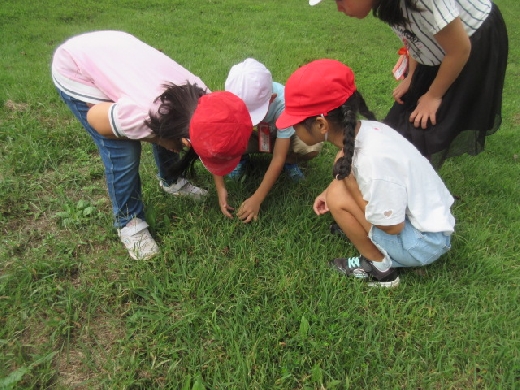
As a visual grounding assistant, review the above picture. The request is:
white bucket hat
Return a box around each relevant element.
[225,58,273,125]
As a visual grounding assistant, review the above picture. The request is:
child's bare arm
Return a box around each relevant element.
[213,174,233,218]
[236,138,289,223]
[429,18,471,100]
[343,173,367,212]
[86,103,178,151]
[410,17,471,129]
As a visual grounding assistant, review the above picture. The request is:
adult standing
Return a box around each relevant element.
[310,0,508,167]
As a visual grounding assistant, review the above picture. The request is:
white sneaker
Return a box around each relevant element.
[117,218,159,260]
[160,177,208,200]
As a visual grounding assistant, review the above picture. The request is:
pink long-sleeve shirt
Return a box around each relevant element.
[52,30,209,139]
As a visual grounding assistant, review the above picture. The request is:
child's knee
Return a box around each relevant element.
[325,180,349,211]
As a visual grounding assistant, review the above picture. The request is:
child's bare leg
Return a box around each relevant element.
[326,179,384,262]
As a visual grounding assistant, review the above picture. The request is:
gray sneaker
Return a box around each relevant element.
[330,255,399,288]
[330,223,347,239]
[117,218,159,260]
[160,177,208,200]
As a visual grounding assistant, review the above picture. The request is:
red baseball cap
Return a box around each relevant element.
[189,91,253,176]
[276,59,357,129]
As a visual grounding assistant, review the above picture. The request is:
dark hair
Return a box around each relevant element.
[301,90,376,180]
[372,0,423,26]
[145,82,207,177]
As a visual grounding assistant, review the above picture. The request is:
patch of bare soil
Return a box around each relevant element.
[55,312,126,389]
[4,99,29,112]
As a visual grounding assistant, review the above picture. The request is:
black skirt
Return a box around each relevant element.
[383,4,509,168]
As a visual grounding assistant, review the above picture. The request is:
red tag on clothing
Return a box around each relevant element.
[393,47,409,80]
[257,122,271,152]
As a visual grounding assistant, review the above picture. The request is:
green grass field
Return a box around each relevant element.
[1,0,519,388]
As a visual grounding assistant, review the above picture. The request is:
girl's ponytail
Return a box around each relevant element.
[330,91,376,180]
[332,104,356,180]
[357,91,377,121]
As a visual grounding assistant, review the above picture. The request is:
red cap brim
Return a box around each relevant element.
[199,154,242,177]
[275,110,308,130]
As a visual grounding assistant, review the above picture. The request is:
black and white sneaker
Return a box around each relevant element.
[329,223,347,238]
[330,255,399,288]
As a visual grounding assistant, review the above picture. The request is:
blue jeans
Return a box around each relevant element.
[369,219,452,268]
[58,90,180,228]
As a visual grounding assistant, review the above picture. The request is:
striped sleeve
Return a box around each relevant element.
[416,0,459,35]
[109,97,155,139]
[416,0,491,36]
[457,0,492,34]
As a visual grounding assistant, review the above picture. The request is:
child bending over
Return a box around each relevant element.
[223,58,323,223]
[53,30,252,260]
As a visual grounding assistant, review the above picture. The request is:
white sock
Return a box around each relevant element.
[371,255,392,272]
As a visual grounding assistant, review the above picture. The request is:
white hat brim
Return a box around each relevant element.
[249,99,270,126]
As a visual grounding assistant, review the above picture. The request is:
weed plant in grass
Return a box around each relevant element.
[1,0,519,388]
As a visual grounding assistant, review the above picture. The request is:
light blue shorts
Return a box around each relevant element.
[369,219,451,268]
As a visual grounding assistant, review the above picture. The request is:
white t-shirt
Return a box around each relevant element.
[52,30,208,139]
[392,0,491,65]
[352,121,455,234]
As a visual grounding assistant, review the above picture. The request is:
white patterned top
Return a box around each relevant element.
[391,0,492,65]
